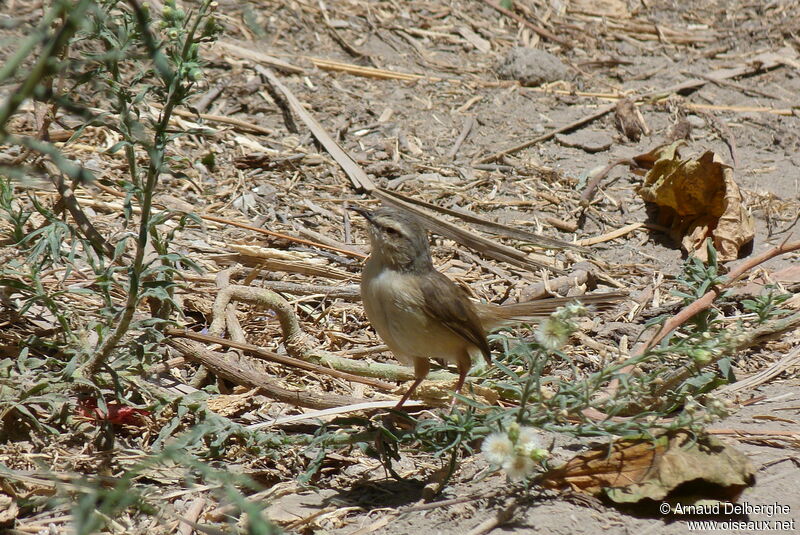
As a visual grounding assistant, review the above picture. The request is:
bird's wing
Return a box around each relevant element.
[417,271,492,365]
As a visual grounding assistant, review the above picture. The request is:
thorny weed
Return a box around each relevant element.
[332,241,791,488]
[0,2,794,532]
[0,1,285,532]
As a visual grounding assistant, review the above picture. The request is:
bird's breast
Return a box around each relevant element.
[361,264,471,365]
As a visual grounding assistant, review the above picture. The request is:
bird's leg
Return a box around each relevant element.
[454,352,471,394]
[377,359,431,473]
[394,357,430,410]
[450,350,472,408]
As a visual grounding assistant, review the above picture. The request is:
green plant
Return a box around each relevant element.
[0,1,289,531]
[1,0,219,375]
[741,287,792,324]
[336,242,792,487]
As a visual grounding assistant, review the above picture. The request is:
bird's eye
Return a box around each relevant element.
[384,226,400,237]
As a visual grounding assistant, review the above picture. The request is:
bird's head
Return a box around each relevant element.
[351,206,433,272]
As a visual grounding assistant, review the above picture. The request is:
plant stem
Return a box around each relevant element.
[0,0,93,135]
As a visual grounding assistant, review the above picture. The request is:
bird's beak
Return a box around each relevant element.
[349,206,375,223]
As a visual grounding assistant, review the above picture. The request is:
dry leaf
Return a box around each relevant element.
[614,98,649,141]
[206,390,257,417]
[266,490,337,525]
[0,494,19,525]
[568,0,631,18]
[540,430,755,506]
[635,142,754,261]
[731,265,800,298]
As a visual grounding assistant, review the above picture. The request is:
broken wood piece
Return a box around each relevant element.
[210,252,353,280]
[168,339,363,410]
[201,213,365,259]
[515,265,597,302]
[164,328,397,391]
[169,107,276,136]
[580,158,638,207]
[248,400,425,429]
[555,130,614,153]
[542,215,578,233]
[719,345,800,395]
[575,222,644,247]
[447,116,476,160]
[457,25,491,53]
[255,65,376,192]
[475,103,618,164]
[686,103,795,116]
[308,57,438,81]
[376,188,588,253]
[215,41,305,74]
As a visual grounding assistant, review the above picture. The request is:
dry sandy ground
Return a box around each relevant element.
[235,0,800,532]
[2,0,799,533]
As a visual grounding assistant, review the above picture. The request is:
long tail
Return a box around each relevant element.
[476,291,626,331]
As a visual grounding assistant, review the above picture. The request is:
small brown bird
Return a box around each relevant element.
[353,206,622,408]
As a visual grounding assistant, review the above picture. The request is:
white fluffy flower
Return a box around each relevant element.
[482,432,514,465]
[502,454,536,481]
[534,317,570,351]
[515,426,544,456]
[563,302,588,318]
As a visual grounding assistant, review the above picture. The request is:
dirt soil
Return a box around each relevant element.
[3,0,800,533]
[320,379,800,535]
[218,1,800,533]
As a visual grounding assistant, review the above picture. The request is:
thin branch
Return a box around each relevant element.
[481,0,571,48]
[588,240,800,420]
[640,240,800,353]
[167,339,365,410]
[164,328,397,391]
